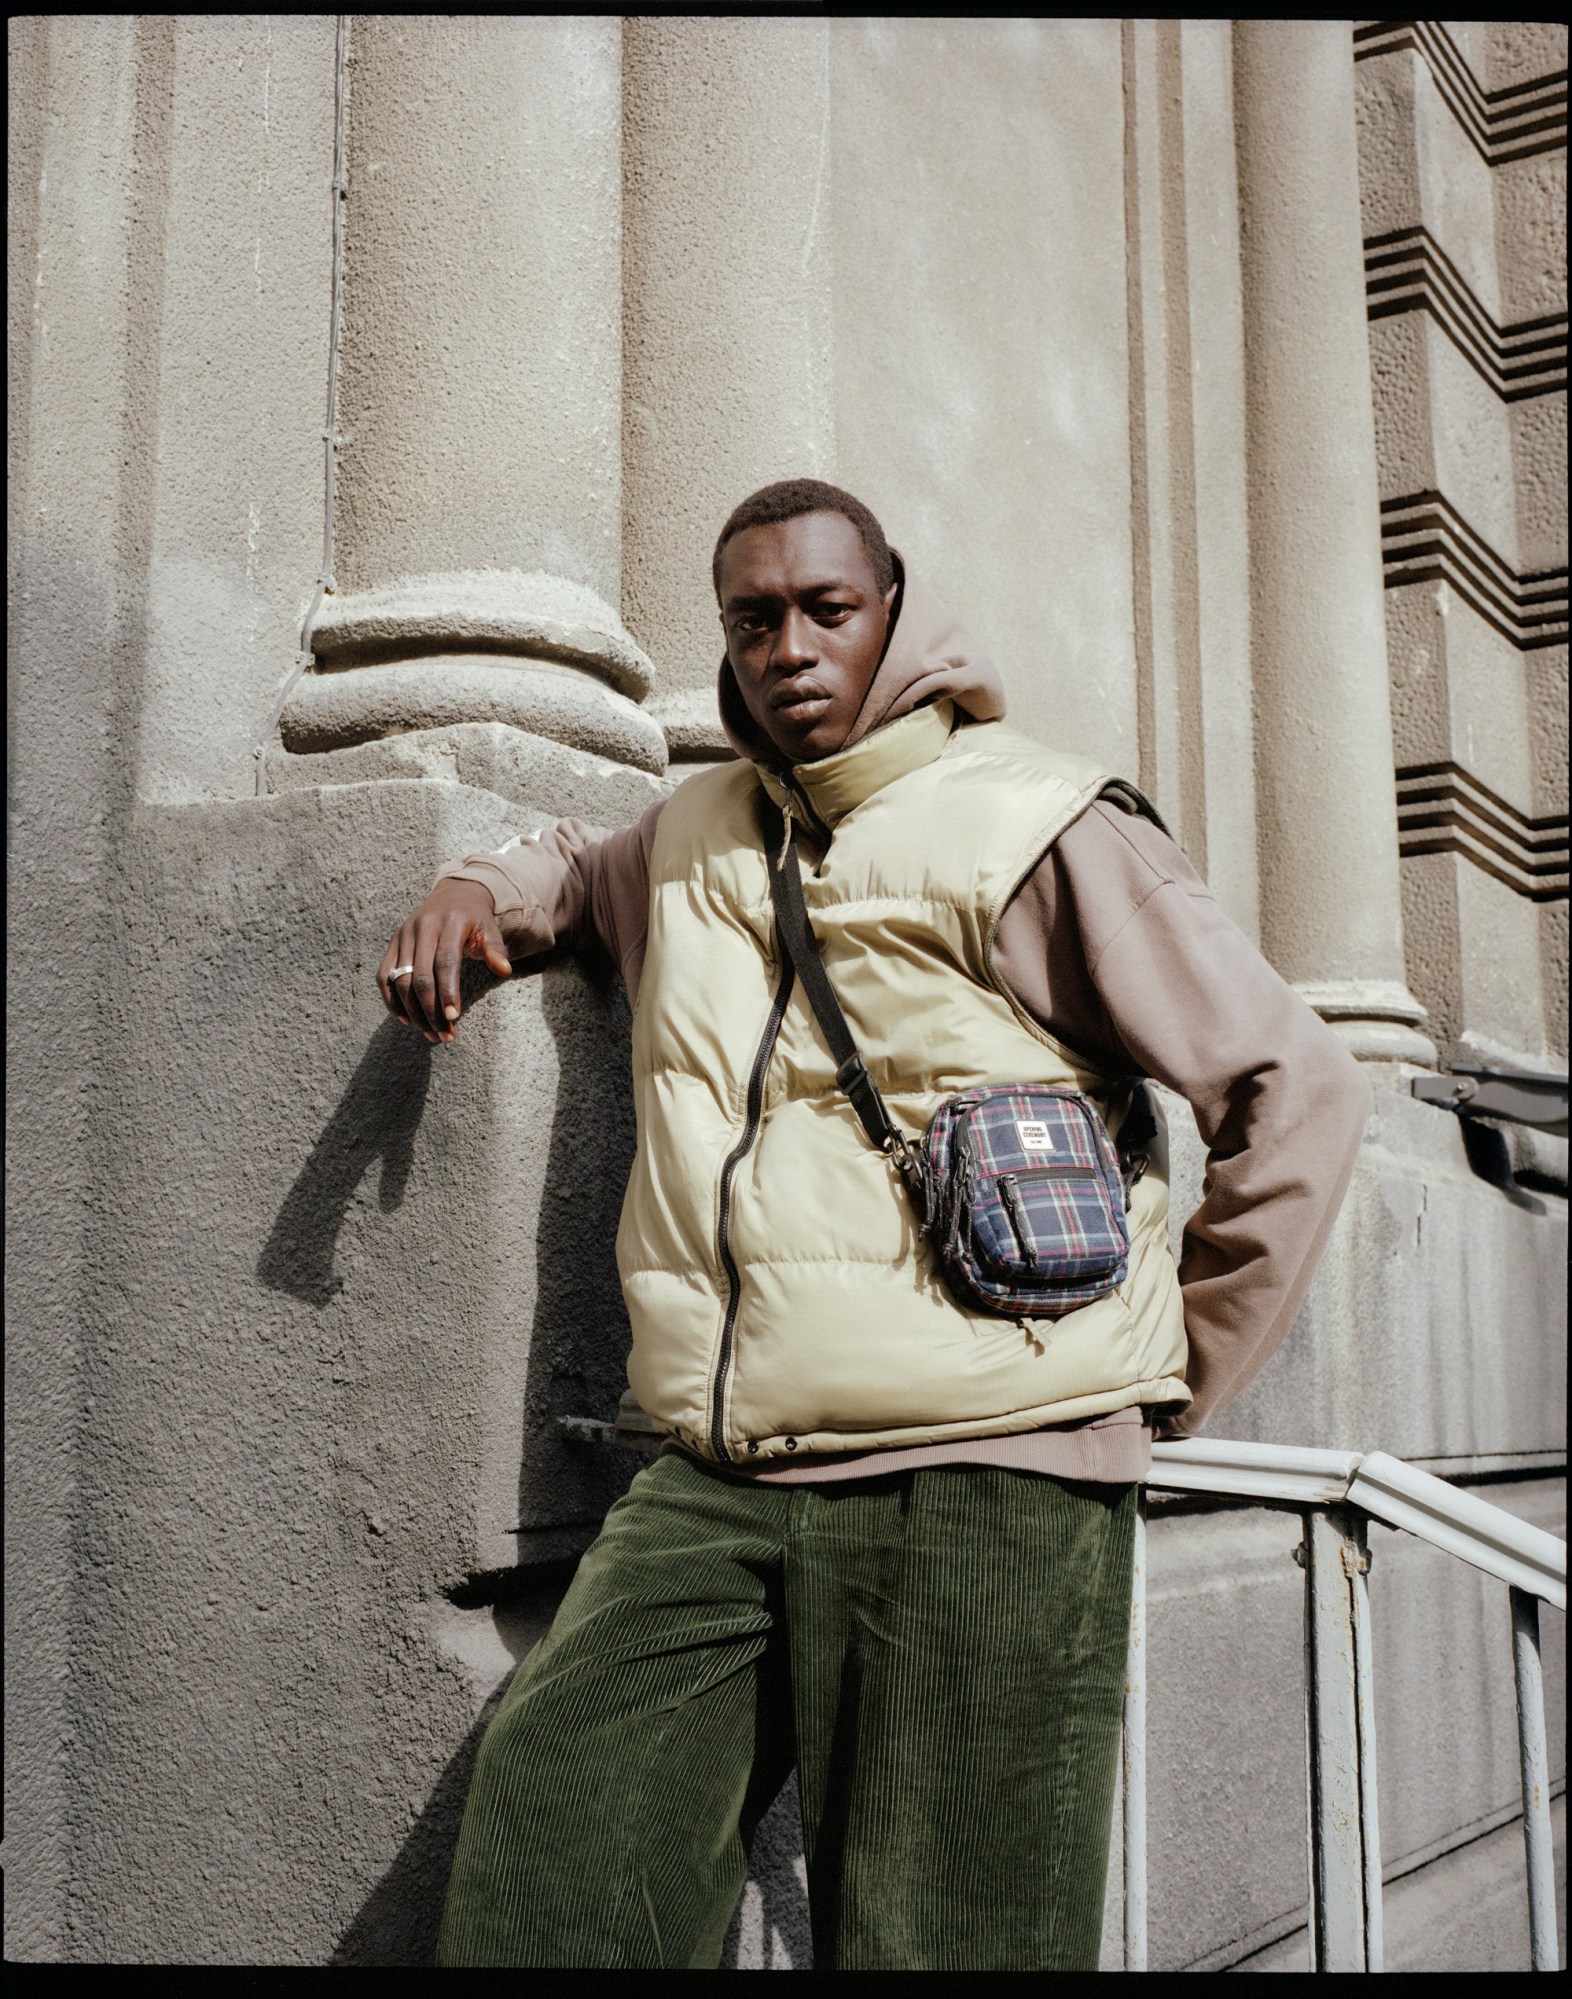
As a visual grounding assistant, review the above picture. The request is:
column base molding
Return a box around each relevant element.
[1296,980,1438,1067]
[312,570,655,699]
[646,687,735,763]
[281,657,668,774]
[282,569,667,772]
[266,720,673,825]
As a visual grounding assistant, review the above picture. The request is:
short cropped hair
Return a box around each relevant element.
[712,479,895,600]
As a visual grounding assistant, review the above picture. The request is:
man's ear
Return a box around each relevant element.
[873,555,904,670]
[882,548,905,627]
[878,575,899,654]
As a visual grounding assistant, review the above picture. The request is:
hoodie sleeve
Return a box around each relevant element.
[433,797,666,1005]
[993,799,1373,1437]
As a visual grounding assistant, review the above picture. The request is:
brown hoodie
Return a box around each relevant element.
[438,564,1371,1484]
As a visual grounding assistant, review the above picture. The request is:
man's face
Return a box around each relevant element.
[718,509,898,765]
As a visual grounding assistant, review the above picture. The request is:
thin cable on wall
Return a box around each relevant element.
[255,13,348,798]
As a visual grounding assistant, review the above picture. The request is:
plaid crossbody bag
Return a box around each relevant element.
[765,801,1152,1319]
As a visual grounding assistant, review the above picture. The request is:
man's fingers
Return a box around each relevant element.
[393,929,434,1037]
[434,915,467,1027]
[405,915,446,1041]
[479,915,512,982]
[379,930,415,1025]
[379,885,510,1039]
[450,907,512,1004]
[391,965,426,1034]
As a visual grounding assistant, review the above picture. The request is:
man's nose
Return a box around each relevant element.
[773,607,816,669]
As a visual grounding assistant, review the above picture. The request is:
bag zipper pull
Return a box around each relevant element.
[999,1174,1041,1270]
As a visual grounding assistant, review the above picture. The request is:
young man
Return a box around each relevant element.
[379,479,1371,1970]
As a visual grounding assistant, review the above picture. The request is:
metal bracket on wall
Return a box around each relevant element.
[1411,1064,1569,1137]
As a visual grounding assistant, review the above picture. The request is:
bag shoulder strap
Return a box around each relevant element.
[1098,777,1172,838]
[760,796,1150,1217]
[764,800,904,1160]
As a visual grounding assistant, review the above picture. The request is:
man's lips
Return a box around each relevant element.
[769,679,832,716]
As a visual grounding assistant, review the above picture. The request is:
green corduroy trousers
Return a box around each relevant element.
[437,1449,1135,1970]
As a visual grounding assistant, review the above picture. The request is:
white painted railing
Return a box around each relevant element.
[1127,1439,1567,1973]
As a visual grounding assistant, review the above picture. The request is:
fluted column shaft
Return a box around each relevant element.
[1234,20,1432,1062]
[621,16,834,758]
[283,16,663,773]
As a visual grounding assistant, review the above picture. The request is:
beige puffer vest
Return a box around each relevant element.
[616,701,1191,1464]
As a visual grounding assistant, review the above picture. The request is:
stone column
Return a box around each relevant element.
[621,16,834,759]
[1234,21,1434,1062]
[281,16,665,775]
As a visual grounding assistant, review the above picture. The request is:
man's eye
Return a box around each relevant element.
[815,604,853,623]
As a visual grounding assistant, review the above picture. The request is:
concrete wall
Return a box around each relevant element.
[7,14,1565,1969]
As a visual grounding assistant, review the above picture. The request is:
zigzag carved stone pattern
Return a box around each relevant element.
[1353,19,1568,164]
[1380,492,1570,651]
[1397,761,1570,902]
[1365,227,1568,402]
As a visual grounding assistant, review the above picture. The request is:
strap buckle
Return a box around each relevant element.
[835,1052,871,1096]
[887,1131,936,1233]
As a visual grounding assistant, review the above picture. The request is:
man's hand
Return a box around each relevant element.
[378,879,512,1044]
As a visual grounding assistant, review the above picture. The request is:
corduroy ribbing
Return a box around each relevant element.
[437,1451,1134,1970]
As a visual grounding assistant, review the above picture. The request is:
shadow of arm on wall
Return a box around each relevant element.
[257,1016,432,1306]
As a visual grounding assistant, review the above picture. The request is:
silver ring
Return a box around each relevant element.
[390,964,415,981]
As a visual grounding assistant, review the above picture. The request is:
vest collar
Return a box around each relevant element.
[756,699,957,833]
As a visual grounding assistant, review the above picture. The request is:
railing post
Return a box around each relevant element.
[1300,1505,1383,1971]
[1510,1586,1560,1973]
[1349,1509,1384,1972]
[1123,1488,1148,1971]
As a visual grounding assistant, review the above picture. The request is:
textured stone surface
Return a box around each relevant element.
[114,15,337,808]
[1175,21,1261,945]
[645,686,732,761]
[54,782,641,1963]
[1164,1080,1567,1462]
[831,18,1139,777]
[1354,13,1566,1076]
[1511,393,1569,579]
[8,14,1566,1973]
[1240,1794,1566,1972]
[8,20,140,1954]
[1494,149,1568,329]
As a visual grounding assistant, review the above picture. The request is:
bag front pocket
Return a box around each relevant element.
[980,1164,1128,1285]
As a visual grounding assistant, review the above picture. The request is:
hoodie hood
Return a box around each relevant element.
[716,552,1007,766]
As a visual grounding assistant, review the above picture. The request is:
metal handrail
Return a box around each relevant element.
[1123,1438,1567,1973]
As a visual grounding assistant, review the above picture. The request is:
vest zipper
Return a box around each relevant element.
[710,957,796,1462]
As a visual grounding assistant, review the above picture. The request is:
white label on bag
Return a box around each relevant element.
[1016,1119,1054,1150]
